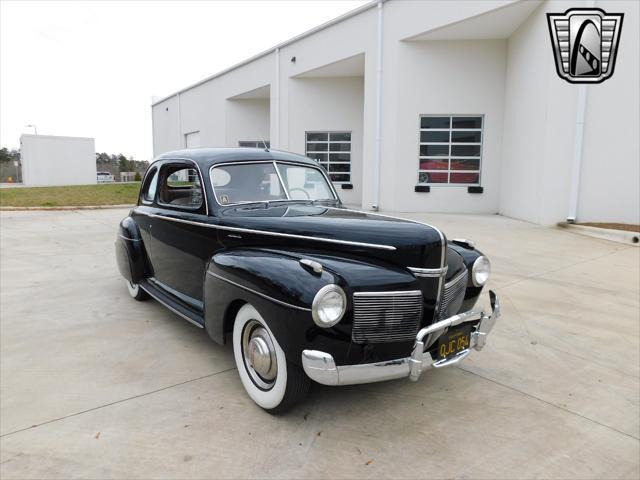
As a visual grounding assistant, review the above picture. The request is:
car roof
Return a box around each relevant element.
[152,147,318,169]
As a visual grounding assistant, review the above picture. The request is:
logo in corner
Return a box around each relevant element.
[547,8,623,84]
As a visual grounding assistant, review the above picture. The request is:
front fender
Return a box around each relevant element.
[204,248,420,366]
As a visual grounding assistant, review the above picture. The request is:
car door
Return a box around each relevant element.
[142,160,213,308]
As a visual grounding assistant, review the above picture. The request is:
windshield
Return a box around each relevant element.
[210,162,336,206]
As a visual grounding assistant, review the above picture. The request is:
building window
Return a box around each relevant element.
[238,140,270,149]
[305,131,351,183]
[418,116,483,185]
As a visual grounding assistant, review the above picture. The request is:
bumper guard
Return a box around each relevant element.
[302,290,501,386]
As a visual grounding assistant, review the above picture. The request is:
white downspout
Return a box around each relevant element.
[177,92,183,148]
[371,0,384,211]
[567,0,594,223]
[274,48,280,150]
[567,84,588,222]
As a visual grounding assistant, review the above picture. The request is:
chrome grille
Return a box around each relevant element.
[352,291,423,344]
[438,270,468,319]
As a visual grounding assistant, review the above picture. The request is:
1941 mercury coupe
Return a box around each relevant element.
[115,148,501,413]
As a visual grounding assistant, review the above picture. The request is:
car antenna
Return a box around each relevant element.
[260,135,269,152]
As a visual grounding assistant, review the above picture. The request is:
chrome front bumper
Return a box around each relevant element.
[301,291,501,386]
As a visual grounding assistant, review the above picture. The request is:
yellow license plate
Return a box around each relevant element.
[437,325,472,360]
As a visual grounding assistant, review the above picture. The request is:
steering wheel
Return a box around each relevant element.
[288,188,311,200]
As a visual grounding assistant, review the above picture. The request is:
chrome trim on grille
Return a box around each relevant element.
[352,290,423,344]
[438,269,468,320]
[409,266,448,278]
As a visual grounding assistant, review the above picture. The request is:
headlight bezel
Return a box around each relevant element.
[311,284,347,328]
[471,255,491,287]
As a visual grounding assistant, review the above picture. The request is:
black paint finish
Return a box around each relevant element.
[115,148,486,366]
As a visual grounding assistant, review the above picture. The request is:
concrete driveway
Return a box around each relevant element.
[1,208,638,479]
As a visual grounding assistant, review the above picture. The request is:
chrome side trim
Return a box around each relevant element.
[148,213,396,251]
[139,284,204,329]
[206,270,311,312]
[408,266,448,278]
[118,234,139,242]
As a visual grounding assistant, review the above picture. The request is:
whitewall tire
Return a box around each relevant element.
[126,280,149,301]
[233,303,310,413]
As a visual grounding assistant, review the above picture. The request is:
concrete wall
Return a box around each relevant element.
[151,0,639,225]
[501,0,639,225]
[376,39,506,213]
[225,98,270,148]
[287,77,364,206]
[20,134,96,186]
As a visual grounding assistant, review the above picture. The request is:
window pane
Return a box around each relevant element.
[329,163,350,173]
[306,132,328,141]
[318,162,328,171]
[330,132,351,142]
[143,168,158,202]
[452,117,482,129]
[329,173,350,182]
[211,163,287,205]
[450,158,480,170]
[450,172,479,184]
[419,159,448,170]
[420,131,449,143]
[451,131,481,143]
[329,153,350,162]
[277,163,335,201]
[451,145,480,156]
[420,145,448,156]
[308,153,327,163]
[306,142,328,152]
[418,171,448,183]
[160,167,203,208]
[329,142,350,152]
[421,117,450,129]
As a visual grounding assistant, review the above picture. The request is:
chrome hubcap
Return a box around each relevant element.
[242,320,277,389]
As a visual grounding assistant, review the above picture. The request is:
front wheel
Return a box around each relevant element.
[233,303,310,413]
[126,281,149,301]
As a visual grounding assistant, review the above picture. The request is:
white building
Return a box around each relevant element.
[20,134,96,186]
[151,0,639,225]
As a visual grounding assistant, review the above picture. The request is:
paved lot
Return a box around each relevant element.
[1,208,638,479]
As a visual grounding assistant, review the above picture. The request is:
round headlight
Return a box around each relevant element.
[312,285,346,328]
[472,256,491,287]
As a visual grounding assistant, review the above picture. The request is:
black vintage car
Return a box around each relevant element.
[115,148,500,413]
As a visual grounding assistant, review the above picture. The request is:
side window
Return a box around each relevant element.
[158,164,204,209]
[142,168,159,203]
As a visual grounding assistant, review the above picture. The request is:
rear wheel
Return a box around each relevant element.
[126,281,149,301]
[233,303,310,413]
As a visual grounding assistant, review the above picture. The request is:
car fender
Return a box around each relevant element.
[203,248,419,366]
[115,216,148,284]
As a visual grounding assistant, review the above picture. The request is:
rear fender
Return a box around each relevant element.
[115,216,148,284]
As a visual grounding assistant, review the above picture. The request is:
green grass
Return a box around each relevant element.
[0,183,141,207]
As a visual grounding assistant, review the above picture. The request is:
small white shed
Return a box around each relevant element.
[20,134,96,186]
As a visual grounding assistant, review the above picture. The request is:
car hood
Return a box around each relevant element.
[219,204,445,268]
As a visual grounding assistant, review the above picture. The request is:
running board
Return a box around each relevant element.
[139,280,204,329]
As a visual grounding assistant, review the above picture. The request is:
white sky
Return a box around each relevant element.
[0,0,367,159]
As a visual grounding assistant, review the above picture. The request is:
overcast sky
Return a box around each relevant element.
[0,0,367,159]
